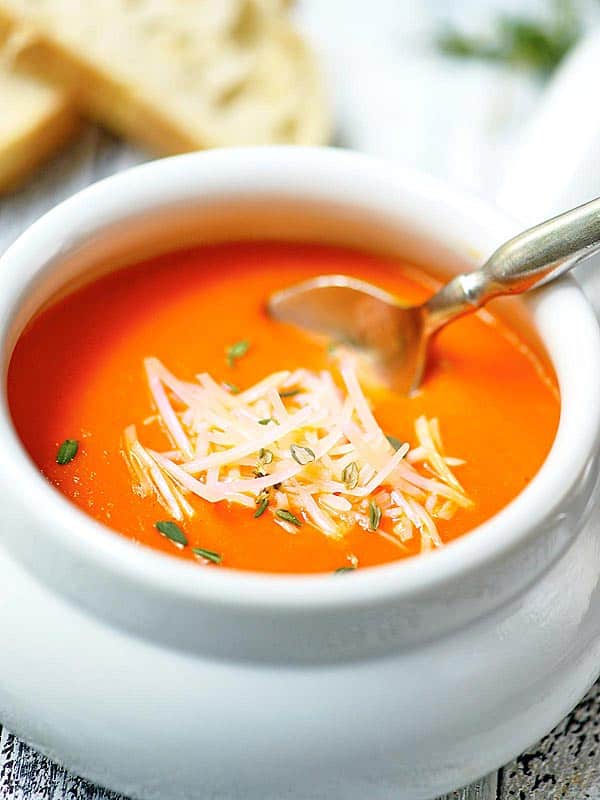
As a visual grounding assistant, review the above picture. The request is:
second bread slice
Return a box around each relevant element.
[0,0,330,154]
[0,17,79,194]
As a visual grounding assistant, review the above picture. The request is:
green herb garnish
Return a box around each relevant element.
[56,439,79,465]
[335,566,357,574]
[368,500,382,532]
[437,0,579,76]
[155,520,188,546]
[254,496,269,518]
[226,339,250,367]
[275,509,302,527]
[290,444,315,466]
[191,547,222,564]
[342,461,359,490]
[279,389,300,398]
[258,418,276,425]
[258,448,273,465]
[386,434,403,452]
[223,382,240,394]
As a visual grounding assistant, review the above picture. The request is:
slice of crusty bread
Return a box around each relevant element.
[0,0,330,154]
[0,19,79,194]
[0,66,79,194]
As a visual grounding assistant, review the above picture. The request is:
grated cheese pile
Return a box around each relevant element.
[122,358,472,552]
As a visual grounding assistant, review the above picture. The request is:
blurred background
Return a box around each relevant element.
[302,0,595,194]
[2,0,600,289]
[2,0,600,241]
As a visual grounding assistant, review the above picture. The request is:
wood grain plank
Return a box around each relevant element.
[0,730,120,800]
[440,774,498,800]
[499,679,600,800]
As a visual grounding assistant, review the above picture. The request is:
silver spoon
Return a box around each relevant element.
[268,196,600,394]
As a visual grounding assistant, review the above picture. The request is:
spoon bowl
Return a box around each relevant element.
[269,196,600,393]
[268,274,426,393]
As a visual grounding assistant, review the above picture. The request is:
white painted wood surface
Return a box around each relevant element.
[1,2,599,798]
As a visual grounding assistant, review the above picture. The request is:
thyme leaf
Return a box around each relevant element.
[254,496,269,518]
[290,444,315,465]
[342,461,359,490]
[155,520,188,546]
[385,434,403,452]
[275,509,302,527]
[368,500,382,532]
[191,547,222,564]
[226,339,250,367]
[56,439,79,465]
[258,448,273,465]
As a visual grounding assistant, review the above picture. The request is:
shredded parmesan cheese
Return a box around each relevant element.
[121,358,472,551]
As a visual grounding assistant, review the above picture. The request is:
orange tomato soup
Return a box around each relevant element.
[8,242,559,573]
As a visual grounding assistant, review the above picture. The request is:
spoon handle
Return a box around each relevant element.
[424,195,600,333]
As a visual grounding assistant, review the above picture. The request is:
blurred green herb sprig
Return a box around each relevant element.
[437,0,581,76]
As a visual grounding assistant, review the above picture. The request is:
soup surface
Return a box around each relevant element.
[8,242,559,573]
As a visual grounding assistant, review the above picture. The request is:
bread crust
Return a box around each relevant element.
[0,18,80,195]
[0,89,79,194]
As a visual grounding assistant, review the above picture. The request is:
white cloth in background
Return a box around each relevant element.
[296,0,541,197]
[295,0,600,307]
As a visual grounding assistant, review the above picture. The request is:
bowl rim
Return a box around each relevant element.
[1,145,599,612]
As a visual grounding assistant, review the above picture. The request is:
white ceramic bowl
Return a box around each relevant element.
[0,147,599,800]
